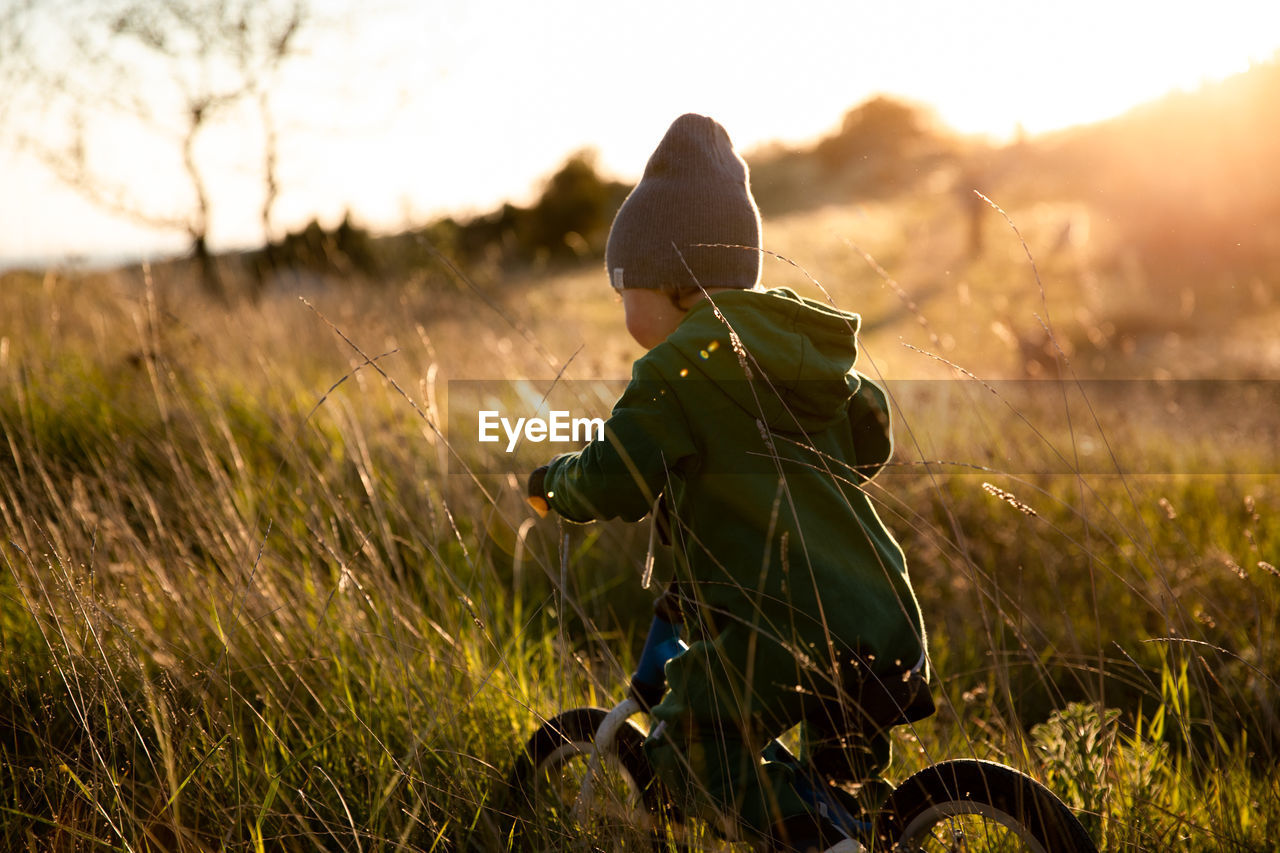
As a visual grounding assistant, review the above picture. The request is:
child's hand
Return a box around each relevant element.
[526,466,550,518]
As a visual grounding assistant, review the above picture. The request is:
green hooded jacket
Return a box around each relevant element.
[544,287,925,671]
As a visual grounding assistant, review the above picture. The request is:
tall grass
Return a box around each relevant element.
[1,203,1276,853]
[0,269,588,851]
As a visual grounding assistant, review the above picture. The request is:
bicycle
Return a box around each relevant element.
[504,583,1099,852]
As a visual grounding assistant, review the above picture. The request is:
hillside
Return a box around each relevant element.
[1015,58,1280,280]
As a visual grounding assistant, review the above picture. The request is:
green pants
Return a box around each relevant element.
[642,625,891,843]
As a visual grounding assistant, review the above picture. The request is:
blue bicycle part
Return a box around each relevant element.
[628,613,686,705]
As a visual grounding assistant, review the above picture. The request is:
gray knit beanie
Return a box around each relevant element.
[605,114,762,293]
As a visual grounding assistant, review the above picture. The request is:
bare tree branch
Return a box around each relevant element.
[0,0,313,298]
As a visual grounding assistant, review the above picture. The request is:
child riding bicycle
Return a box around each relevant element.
[527,113,932,853]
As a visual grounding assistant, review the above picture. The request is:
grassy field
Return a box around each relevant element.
[2,184,1278,851]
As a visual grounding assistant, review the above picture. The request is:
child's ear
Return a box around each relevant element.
[622,289,685,350]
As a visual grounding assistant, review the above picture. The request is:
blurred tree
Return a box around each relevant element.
[525,150,619,260]
[815,95,931,176]
[0,0,309,300]
[438,152,626,270]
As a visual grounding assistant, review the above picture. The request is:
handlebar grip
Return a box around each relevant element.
[526,495,550,518]
[526,466,550,517]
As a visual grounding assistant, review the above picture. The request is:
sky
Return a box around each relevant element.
[3,0,1280,267]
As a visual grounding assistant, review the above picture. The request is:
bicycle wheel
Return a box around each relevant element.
[873,759,1097,852]
[505,707,662,849]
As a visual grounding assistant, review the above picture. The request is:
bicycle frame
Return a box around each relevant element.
[514,593,1098,853]
[573,696,643,824]
[571,599,679,824]
[573,610,871,843]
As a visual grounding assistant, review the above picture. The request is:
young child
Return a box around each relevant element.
[528,113,930,852]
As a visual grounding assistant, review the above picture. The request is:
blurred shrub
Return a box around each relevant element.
[250,212,381,290]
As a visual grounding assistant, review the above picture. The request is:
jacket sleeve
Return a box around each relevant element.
[847,373,893,481]
[543,362,697,523]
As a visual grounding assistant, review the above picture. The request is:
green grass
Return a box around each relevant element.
[1,199,1277,852]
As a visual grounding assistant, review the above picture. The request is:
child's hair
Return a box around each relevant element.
[606,113,763,294]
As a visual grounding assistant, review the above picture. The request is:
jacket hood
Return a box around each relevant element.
[663,288,862,431]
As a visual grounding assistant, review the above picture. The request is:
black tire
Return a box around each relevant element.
[873,759,1098,852]
[504,707,663,848]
